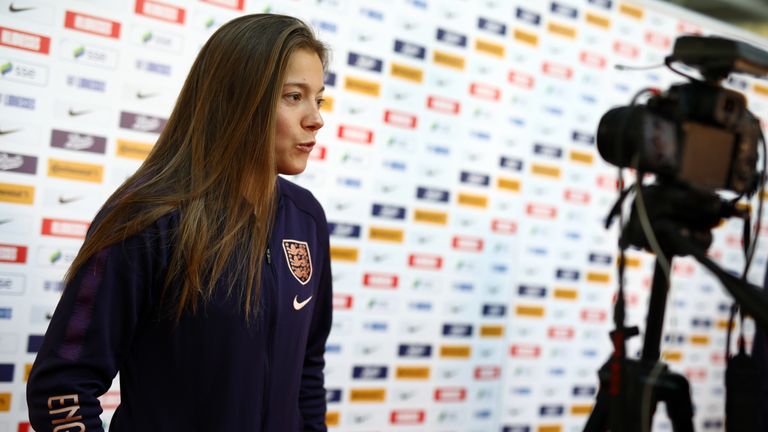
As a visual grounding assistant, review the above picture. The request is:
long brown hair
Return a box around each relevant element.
[65,14,328,322]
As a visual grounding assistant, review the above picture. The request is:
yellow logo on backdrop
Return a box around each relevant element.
[475,39,504,57]
[497,177,520,192]
[440,345,471,358]
[587,272,611,284]
[433,50,465,70]
[571,404,593,415]
[548,22,576,39]
[586,12,611,29]
[554,288,578,300]
[570,151,594,164]
[369,226,405,243]
[350,388,387,402]
[690,335,710,345]
[663,351,683,362]
[538,425,562,432]
[320,95,334,112]
[116,139,153,160]
[326,412,340,426]
[0,393,10,411]
[619,256,642,268]
[754,83,768,97]
[47,159,103,183]
[480,325,504,337]
[457,192,488,208]
[619,3,644,19]
[513,28,539,46]
[330,246,359,262]
[531,163,561,179]
[414,209,448,225]
[516,305,545,317]
[396,366,431,380]
[24,363,32,381]
[391,63,424,83]
[344,76,381,97]
[0,182,34,205]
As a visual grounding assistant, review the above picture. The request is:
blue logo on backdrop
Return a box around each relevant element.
[398,344,432,358]
[312,19,337,33]
[394,40,426,60]
[416,186,450,203]
[518,285,547,298]
[551,2,578,18]
[588,0,613,8]
[442,324,473,337]
[539,405,565,417]
[363,321,388,332]
[348,52,383,73]
[67,75,106,92]
[478,17,507,35]
[27,334,44,353]
[360,7,383,20]
[328,222,362,238]
[556,269,580,281]
[515,7,541,25]
[572,131,596,145]
[482,304,507,317]
[326,389,342,402]
[371,203,406,220]
[325,71,337,87]
[573,385,597,396]
[0,308,11,319]
[436,28,467,47]
[500,156,524,171]
[460,171,490,186]
[589,253,612,265]
[3,94,35,109]
[352,366,388,379]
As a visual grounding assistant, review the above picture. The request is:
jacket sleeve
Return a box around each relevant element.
[299,208,333,431]
[26,218,170,431]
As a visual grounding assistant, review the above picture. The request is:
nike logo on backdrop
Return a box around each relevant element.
[9,3,35,12]
[58,196,82,204]
[293,295,312,310]
[0,128,21,136]
[68,108,92,117]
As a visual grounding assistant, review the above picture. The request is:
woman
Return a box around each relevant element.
[27,14,332,431]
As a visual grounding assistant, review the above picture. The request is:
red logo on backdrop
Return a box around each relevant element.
[17,423,31,432]
[0,26,50,54]
[0,244,27,264]
[308,145,326,161]
[547,326,575,340]
[597,175,619,191]
[580,308,607,323]
[201,0,245,10]
[677,21,701,35]
[451,235,484,252]
[408,253,443,270]
[711,352,725,365]
[65,11,121,39]
[510,344,541,358]
[613,40,639,58]
[612,291,639,306]
[41,218,90,239]
[474,365,501,380]
[434,387,466,402]
[542,61,573,80]
[384,109,418,129]
[363,272,399,289]
[135,0,186,24]
[564,189,590,204]
[672,261,695,277]
[469,82,501,101]
[645,31,671,49]
[427,95,461,115]
[491,219,517,235]
[508,70,535,88]
[685,367,707,381]
[580,51,606,69]
[390,409,426,425]
[526,203,557,219]
[337,125,374,144]
[333,293,353,310]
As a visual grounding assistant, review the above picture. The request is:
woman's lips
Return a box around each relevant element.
[297,142,315,153]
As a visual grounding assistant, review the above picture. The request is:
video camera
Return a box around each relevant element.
[596,36,765,195]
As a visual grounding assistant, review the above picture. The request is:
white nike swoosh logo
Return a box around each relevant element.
[293,295,312,310]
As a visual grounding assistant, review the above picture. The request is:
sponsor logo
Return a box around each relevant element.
[50,129,106,154]
[371,203,406,220]
[398,344,432,358]
[368,226,404,243]
[614,40,639,58]
[475,366,501,380]
[350,388,386,402]
[0,26,50,54]
[390,63,423,82]
[65,11,121,38]
[135,59,171,75]
[201,0,244,10]
[328,222,361,239]
[390,409,425,425]
[457,192,487,208]
[482,304,506,316]
[48,159,103,183]
[66,75,106,92]
[0,183,35,204]
[116,139,153,160]
[0,273,24,295]
[436,28,466,47]
[62,39,119,68]
[383,110,417,129]
[132,27,183,52]
[396,366,430,380]
[434,387,466,402]
[452,235,483,252]
[416,187,449,203]
[2,93,35,109]
[41,218,89,239]
[348,52,383,73]
[119,111,167,133]
[408,253,442,270]
[469,82,500,101]
[362,272,398,289]
[478,17,506,35]
[337,125,373,144]
[413,209,448,224]
[427,95,461,114]
[394,39,426,59]
[509,70,535,88]
[442,324,472,337]
[344,76,380,97]
[135,0,186,24]
[460,171,490,186]
[0,152,36,174]
[332,293,353,310]
[433,50,465,70]
[516,7,541,25]
[352,366,388,379]
[0,58,48,86]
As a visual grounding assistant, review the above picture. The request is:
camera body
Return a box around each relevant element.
[596,36,766,195]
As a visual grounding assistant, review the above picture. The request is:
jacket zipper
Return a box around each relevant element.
[261,246,277,430]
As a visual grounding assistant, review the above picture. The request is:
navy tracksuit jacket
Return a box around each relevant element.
[26,177,333,431]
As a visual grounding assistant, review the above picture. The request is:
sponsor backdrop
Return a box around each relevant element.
[1,0,768,430]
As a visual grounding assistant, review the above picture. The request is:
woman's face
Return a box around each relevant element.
[275,48,325,175]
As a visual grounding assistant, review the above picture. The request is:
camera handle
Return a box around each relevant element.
[584,257,694,432]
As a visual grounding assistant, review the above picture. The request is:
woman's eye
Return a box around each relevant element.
[285,93,301,102]
[317,98,325,107]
